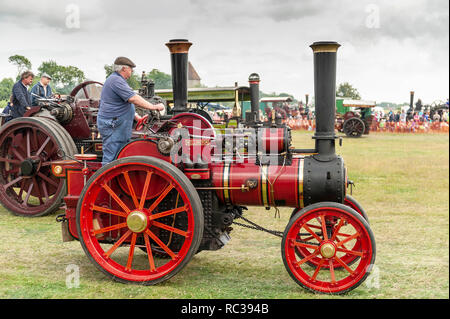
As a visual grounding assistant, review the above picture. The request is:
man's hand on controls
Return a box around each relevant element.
[129,95,165,112]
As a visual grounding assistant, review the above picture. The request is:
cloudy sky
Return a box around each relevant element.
[0,0,448,104]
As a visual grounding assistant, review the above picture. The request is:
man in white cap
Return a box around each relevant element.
[31,73,53,106]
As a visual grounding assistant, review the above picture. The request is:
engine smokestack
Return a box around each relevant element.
[166,39,192,113]
[310,41,340,161]
[409,91,415,111]
[248,73,260,124]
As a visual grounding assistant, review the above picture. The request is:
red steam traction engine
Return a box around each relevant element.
[50,40,376,294]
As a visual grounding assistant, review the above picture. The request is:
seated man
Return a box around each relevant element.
[1,95,14,123]
[11,71,34,119]
[31,73,53,106]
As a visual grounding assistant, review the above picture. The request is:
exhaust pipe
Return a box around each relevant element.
[165,39,192,113]
[310,41,340,161]
[246,73,261,125]
[409,91,415,111]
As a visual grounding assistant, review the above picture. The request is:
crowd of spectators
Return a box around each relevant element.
[372,109,449,133]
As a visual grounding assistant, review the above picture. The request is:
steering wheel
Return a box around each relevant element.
[136,114,149,131]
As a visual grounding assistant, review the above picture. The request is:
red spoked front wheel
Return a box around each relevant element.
[282,202,376,294]
[291,195,369,269]
[76,156,204,285]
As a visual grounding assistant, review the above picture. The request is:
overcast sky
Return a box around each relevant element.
[0,0,448,104]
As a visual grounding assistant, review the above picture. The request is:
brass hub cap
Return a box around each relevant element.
[126,211,148,233]
[320,242,336,259]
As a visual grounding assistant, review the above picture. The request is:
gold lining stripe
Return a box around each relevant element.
[261,165,269,207]
[298,159,304,208]
[223,164,231,204]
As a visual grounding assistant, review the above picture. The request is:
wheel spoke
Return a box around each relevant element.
[36,136,51,156]
[148,205,187,221]
[3,176,23,190]
[41,180,49,201]
[17,179,25,202]
[91,204,128,218]
[330,218,345,241]
[144,233,156,271]
[11,147,25,161]
[93,222,128,235]
[297,249,320,266]
[292,240,318,250]
[37,172,59,188]
[104,230,132,258]
[138,171,153,210]
[334,255,354,274]
[152,221,188,237]
[125,233,137,271]
[336,232,359,247]
[329,259,336,283]
[145,229,177,260]
[32,177,44,204]
[336,247,363,257]
[0,157,21,165]
[320,215,328,241]
[311,258,325,281]
[147,183,174,213]
[23,181,34,206]
[123,171,139,208]
[102,183,130,214]
[26,130,31,158]
[303,224,323,243]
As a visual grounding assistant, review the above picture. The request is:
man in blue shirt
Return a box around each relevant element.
[98,56,164,165]
[31,73,53,105]
[11,71,34,119]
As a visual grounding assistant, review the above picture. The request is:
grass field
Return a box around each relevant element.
[0,131,448,299]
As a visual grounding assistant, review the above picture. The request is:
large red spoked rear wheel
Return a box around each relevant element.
[282,202,376,294]
[76,156,203,285]
[0,117,76,216]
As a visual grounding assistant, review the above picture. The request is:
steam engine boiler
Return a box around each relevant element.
[51,39,376,294]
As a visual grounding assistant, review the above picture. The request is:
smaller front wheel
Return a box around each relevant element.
[282,202,376,294]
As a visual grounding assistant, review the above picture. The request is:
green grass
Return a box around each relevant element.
[0,131,448,299]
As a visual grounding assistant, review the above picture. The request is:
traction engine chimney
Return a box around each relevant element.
[166,39,192,113]
[310,41,340,161]
[409,91,415,111]
[248,73,260,124]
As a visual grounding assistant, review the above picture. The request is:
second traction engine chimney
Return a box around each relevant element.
[166,39,192,113]
[310,41,341,161]
[248,73,260,124]
[409,91,415,111]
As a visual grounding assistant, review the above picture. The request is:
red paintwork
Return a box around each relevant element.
[211,157,303,208]
[117,139,171,162]
[260,127,287,153]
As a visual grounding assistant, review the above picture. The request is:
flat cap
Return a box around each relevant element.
[114,56,136,68]
[41,73,52,80]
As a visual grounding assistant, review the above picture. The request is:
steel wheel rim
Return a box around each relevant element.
[284,206,373,293]
[0,121,64,215]
[78,162,196,282]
